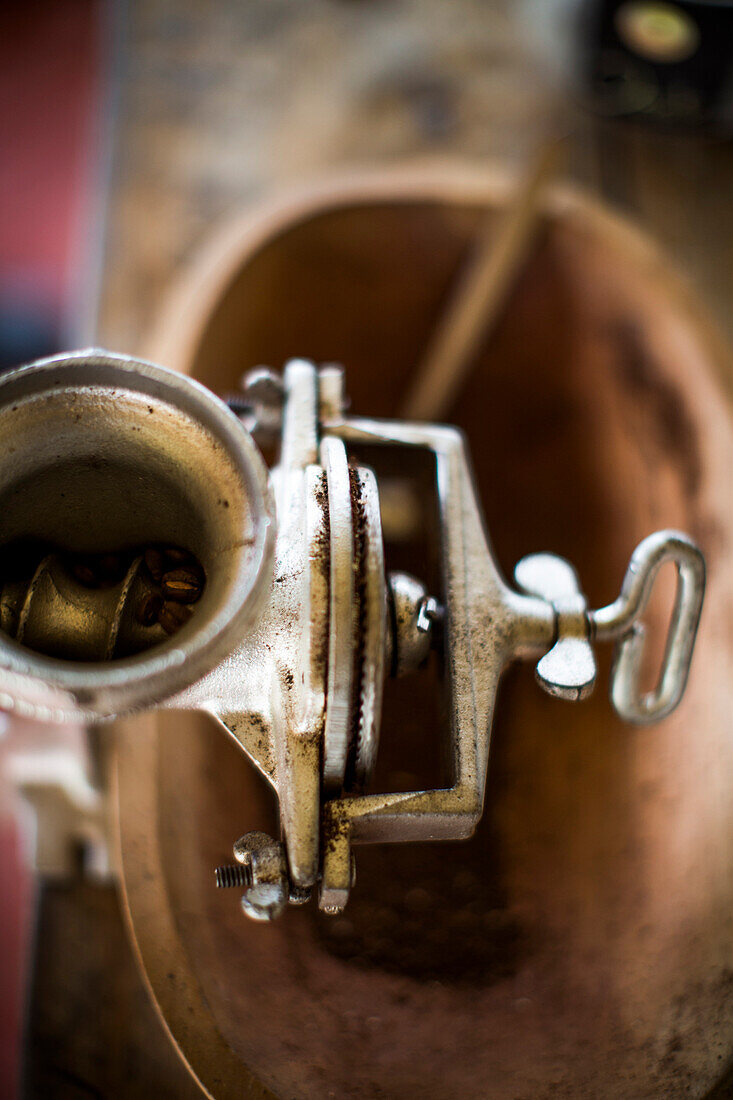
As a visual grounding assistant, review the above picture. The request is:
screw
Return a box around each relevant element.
[387,572,442,678]
[227,367,284,444]
[416,594,442,633]
[214,863,252,889]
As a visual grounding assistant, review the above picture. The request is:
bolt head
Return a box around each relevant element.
[288,883,312,906]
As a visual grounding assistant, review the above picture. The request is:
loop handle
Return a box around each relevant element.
[589,531,705,724]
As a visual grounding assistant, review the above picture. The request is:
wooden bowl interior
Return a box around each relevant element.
[120,190,731,1098]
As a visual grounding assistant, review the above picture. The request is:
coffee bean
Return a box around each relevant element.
[136,592,163,627]
[161,568,202,603]
[144,548,164,583]
[164,546,192,566]
[159,600,192,635]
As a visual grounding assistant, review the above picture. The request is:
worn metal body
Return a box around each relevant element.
[0,350,705,917]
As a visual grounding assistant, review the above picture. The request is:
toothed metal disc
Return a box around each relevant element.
[320,437,387,793]
[350,465,386,789]
[320,435,356,791]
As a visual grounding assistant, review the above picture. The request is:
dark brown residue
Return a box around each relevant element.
[312,470,330,677]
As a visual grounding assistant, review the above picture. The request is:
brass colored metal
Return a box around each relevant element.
[0,544,207,660]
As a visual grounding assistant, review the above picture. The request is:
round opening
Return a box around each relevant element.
[0,351,273,719]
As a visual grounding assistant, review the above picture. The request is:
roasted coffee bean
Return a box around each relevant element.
[164,546,192,566]
[158,600,192,635]
[144,548,164,583]
[136,591,164,627]
[161,568,202,603]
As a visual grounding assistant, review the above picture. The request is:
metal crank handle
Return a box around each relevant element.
[514,530,705,724]
[591,531,705,723]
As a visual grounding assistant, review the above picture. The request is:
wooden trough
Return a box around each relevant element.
[114,164,733,1098]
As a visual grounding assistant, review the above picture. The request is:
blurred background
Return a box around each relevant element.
[1,1,732,1096]
[3,0,733,369]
